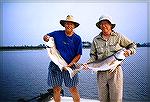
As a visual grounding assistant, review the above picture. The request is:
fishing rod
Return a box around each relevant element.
[17,88,64,102]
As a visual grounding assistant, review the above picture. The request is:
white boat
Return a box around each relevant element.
[49,96,99,102]
[17,89,99,102]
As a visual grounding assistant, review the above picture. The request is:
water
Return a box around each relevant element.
[0,48,150,102]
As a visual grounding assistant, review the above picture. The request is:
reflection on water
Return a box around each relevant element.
[0,48,150,102]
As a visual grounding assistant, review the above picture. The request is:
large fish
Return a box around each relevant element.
[45,37,74,78]
[86,48,126,72]
[71,48,127,77]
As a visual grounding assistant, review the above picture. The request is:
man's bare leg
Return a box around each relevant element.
[69,87,80,102]
[53,86,61,102]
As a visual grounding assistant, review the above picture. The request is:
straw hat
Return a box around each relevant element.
[60,15,80,28]
[96,15,116,29]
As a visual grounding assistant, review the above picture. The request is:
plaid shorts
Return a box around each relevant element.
[47,61,79,88]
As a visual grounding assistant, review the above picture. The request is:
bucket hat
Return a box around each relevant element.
[96,15,116,29]
[60,15,80,28]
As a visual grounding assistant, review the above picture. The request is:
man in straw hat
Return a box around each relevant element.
[84,15,136,102]
[43,15,82,102]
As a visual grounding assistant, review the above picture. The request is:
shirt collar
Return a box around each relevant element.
[96,31,117,39]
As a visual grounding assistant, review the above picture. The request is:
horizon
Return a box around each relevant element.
[0,42,150,47]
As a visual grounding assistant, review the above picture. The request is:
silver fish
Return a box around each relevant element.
[71,48,126,77]
[45,37,74,78]
[86,48,126,72]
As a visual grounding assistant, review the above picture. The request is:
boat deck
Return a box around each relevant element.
[49,96,99,102]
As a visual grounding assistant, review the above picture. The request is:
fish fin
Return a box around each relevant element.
[65,67,74,79]
[109,60,116,66]
[71,69,80,78]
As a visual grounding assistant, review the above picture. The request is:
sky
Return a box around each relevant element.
[1,1,149,46]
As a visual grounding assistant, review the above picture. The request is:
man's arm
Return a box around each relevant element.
[67,54,81,67]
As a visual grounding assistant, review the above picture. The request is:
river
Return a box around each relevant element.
[0,47,150,102]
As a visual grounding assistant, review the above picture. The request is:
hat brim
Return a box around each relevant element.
[60,20,80,28]
[96,21,115,29]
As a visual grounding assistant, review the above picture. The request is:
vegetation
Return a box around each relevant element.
[0,44,45,51]
[0,42,149,51]
[82,41,91,48]
[136,42,150,47]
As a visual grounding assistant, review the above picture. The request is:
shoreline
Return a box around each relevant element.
[0,47,91,51]
[1,46,149,51]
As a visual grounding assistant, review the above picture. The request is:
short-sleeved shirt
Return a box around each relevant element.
[88,31,136,63]
[47,30,82,64]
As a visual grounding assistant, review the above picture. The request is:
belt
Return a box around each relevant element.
[98,64,121,72]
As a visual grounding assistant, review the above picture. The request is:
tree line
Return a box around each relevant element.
[0,42,149,51]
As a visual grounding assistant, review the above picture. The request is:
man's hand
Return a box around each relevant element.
[63,67,69,71]
[63,62,74,71]
[43,35,50,42]
[124,49,131,57]
[82,63,89,70]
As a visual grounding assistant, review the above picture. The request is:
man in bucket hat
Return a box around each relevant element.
[43,15,82,102]
[84,15,136,102]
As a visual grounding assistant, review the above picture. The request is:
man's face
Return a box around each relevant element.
[99,20,112,33]
[64,22,75,32]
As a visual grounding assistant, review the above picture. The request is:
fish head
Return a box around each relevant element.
[114,48,126,60]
